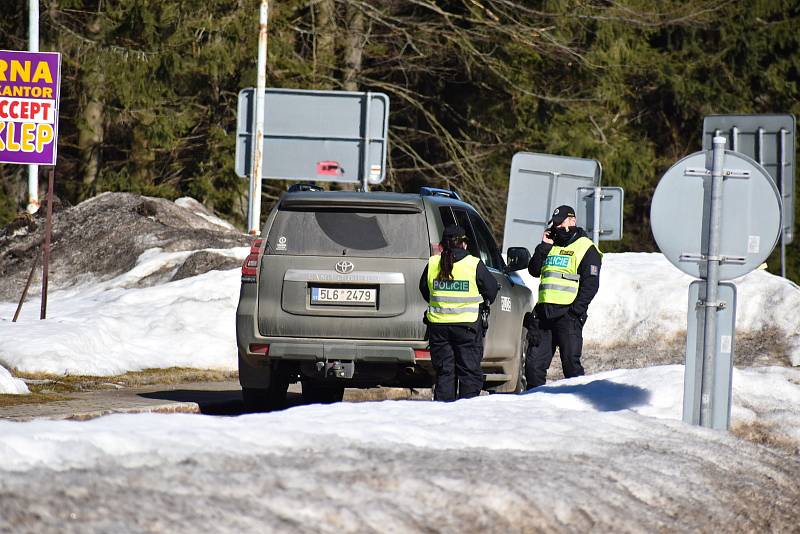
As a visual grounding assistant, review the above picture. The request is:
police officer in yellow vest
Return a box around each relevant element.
[419,225,499,401]
[526,205,602,389]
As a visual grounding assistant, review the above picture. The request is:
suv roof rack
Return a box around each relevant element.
[419,187,461,201]
[288,183,325,192]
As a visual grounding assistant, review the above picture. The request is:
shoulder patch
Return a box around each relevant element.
[590,265,599,276]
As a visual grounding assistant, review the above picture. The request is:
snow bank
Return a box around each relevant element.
[0,247,248,376]
[731,366,800,447]
[0,364,798,472]
[0,364,28,395]
[0,250,798,378]
[518,252,800,364]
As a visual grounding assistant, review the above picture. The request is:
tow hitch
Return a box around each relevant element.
[315,360,355,379]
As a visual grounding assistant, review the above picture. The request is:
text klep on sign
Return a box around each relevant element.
[0,50,61,166]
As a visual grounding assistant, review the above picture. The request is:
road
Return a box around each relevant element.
[0,381,431,421]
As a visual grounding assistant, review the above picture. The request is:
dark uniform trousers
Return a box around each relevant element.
[428,323,484,401]
[525,314,585,388]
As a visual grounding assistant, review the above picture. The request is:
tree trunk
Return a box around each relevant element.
[78,17,105,196]
[315,0,336,87]
[78,79,104,194]
[342,4,365,91]
[131,126,155,187]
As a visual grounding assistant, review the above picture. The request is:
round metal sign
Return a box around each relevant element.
[651,149,781,280]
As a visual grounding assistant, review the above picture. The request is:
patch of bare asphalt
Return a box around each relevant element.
[0,377,434,421]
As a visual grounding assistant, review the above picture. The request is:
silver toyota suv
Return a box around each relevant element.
[236,186,533,408]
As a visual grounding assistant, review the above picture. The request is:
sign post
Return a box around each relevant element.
[0,49,62,320]
[651,140,781,430]
[247,0,269,236]
[40,168,53,319]
[698,137,726,425]
[28,0,39,213]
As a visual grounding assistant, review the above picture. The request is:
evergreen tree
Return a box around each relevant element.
[0,0,797,280]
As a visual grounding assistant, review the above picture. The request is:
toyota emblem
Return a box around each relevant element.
[335,260,355,274]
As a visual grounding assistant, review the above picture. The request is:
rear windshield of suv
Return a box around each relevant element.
[267,208,429,258]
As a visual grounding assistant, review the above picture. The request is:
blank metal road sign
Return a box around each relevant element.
[650,149,781,280]
[236,88,389,184]
[503,152,600,253]
[575,186,624,241]
[703,115,795,244]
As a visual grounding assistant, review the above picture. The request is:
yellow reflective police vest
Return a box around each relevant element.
[538,236,599,305]
[426,254,482,323]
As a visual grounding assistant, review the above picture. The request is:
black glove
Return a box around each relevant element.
[567,309,588,326]
[479,303,490,337]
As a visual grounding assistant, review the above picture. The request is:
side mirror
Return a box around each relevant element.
[506,247,531,272]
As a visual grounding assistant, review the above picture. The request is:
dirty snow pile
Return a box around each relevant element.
[517,252,800,364]
[1,246,800,391]
[1,364,799,531]
[0,192,249,302]
[174,197,238,231]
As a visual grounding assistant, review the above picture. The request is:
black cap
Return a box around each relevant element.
[549,205,576,226]
[442,224,467,240]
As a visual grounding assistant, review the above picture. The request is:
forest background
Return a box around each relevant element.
[0,0,798,282]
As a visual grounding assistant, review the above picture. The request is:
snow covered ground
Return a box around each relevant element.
[0,246,248,384]
[518,252,800,363]
[1,364,799,531]
[1,248,798,392]
[0,364,28,394]
[2,246,799,531]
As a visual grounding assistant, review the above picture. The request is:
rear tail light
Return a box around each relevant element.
[249,343,270,355]
[414,349,431,360]
[241,238,264,282]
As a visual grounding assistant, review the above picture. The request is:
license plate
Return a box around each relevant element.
[311,287,376,305]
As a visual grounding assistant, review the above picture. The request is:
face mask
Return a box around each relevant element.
[552,226,576,245]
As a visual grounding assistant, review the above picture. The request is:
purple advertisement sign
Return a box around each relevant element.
[0,50,61,166]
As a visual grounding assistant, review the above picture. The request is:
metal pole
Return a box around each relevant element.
[362,92,372,192]
[592,186,601,245]
[27,0,39,214]
[40,168,54,320]
[248,0,269,235]
[756,127,764,165]
[779,128,787,278]
[12,253,39,322]
[731,126,738,152]
[699,137,726,428]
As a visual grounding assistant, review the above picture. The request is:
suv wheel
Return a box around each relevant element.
[513,332,528,393]
[242,365,290,412]
[302,381,345,404]
[490,331,528,394]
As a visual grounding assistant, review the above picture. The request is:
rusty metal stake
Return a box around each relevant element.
[12,252,39,322]
[40,168,54,320]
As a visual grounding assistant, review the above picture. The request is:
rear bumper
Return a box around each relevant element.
[239,336,429,367]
